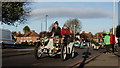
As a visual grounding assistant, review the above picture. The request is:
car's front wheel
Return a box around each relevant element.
[34,43,43,59]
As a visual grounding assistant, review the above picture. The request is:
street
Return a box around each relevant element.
[2,47,100,67]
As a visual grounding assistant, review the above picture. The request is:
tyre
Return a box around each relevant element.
[71,47,75,58]
[34,43,43,59]
[61,44,67,61]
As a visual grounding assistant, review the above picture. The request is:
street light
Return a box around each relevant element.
[74,25,76,42]
[112,0,116,35]
[45,15,48,31]
[41,22,42,32]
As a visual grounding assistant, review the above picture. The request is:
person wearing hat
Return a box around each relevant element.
[61,24,71,45]
[51,21,61,37]
[61,24,70,36]
[103,32,111,53]
[110,33,116,53]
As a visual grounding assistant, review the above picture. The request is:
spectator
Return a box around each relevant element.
[110,33,116,53]
[104,32,111,53]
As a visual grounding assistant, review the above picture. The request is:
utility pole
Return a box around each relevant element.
[112,0,116,35]
[97,34,99,43]
[74,25,76,42]
[45,15,48,31]
[41,22,42,32]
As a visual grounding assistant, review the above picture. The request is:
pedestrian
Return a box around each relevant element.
[103,32,111,53]
[110,33,116,53]
[61,24,71,45]
[51,21,61,37]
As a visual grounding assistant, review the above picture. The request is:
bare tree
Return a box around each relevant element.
[64,19,82,34]
[49,23,54,32]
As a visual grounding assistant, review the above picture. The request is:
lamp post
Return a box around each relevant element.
[41,22,42,32]
[45,15,48,31]
[74,25,76,42]
[112,0,116,35]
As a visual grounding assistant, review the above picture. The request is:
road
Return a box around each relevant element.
[85,53,118,66]
[2,47,100,67]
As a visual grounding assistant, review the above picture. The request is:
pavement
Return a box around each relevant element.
[85,53,119,66]
[114,47,120,57]
[72,53,101,67]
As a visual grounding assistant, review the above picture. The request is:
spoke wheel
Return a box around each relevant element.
[34,43,43,59]
[61,44,67,61]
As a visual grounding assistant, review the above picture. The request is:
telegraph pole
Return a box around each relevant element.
[112,0,116,35]
[45,15,48,31]
[41,22,42,32]
[74,25,76,42]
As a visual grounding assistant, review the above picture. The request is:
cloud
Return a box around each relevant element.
[32,0,120,2]
[29,8,112,20]
[1,0,120,2]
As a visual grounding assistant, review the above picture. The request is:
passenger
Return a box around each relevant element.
[61,24,71,45]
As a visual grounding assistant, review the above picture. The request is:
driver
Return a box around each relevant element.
[51,21,61,37]
[51,21,61,52]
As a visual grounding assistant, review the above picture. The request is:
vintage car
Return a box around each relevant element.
[34,36,75,61]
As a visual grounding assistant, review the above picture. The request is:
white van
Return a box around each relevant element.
[0,29,15,48]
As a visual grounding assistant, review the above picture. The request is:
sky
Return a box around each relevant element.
[0,2,119,35]
[2,0,120,2]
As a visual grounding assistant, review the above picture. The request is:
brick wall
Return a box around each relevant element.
[16,37,39,43]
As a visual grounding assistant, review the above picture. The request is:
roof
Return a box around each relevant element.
[29,30,39,37]
[23,32,31,37]
[15,32,24,37]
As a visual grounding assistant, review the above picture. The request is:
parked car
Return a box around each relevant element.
[0,29,16,48]
[74,41,85,49]
[99,42,105,49]
[92,43,100,50]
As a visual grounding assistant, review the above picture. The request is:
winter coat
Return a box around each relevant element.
[110,34,116,44]
[51,27,61,36]
[61,28,70,36]
[104,35,110,45]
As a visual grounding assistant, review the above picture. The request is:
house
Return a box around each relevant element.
[93,32,104,43]
[14,30,39,44]
[80,31,104,43]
